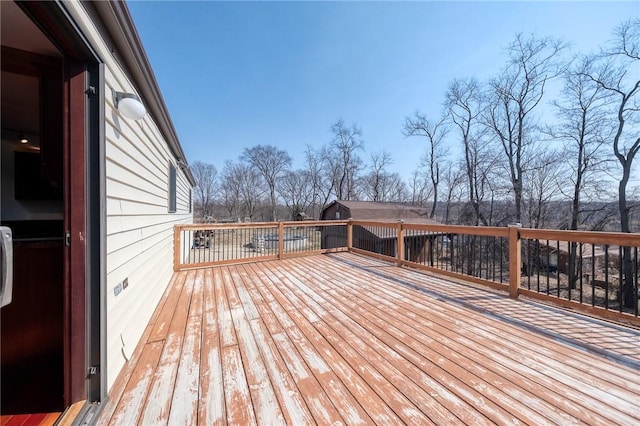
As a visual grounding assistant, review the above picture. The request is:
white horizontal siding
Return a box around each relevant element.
[104,133,166,187]
[63,1,194,391]
[104,109,192,388]
[106,214,182,235]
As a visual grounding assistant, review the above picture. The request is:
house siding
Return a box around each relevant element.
[64,1,194,389]
[321,203,351,221]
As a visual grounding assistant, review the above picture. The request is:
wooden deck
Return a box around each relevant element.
[96,252,640,425]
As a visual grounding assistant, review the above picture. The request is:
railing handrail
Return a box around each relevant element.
[399,222,510,237]
[519,228,640,246]
[176,220,349,231]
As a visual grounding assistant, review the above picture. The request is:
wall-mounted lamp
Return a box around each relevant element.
[177,160,189,170]
[114,91,146,120]
[19,133,28,144]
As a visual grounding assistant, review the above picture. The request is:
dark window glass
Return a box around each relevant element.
[168,163,177,213]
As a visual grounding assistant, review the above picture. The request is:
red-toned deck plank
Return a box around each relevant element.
[147,271,188,343]
[215,267,237,348]
[96,252,640,425]
[0,408,61,424]
[107,340,164,426]
[221,345,256,425]
[198,267,225,426]
[2,414,29,426]
[167,313,202,425]
[166,268,205,425]
[139,270,196,425]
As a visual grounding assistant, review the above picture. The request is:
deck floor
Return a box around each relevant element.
[96,252,640,425]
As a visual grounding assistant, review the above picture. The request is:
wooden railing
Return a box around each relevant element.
[173,220,349,270]
[517,228,640,323]
[174,220,640,324]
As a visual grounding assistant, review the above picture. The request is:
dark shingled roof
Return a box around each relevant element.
[331,200,441,225]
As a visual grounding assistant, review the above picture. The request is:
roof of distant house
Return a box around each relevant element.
[324,200,441,225]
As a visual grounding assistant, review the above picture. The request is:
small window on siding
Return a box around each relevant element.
[335,211,341,219]
[168,163,177,213]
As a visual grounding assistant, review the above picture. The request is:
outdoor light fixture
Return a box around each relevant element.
[19,133,28,144]
[114,91,146,120]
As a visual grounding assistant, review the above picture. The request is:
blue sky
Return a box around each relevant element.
[127,1,638,180]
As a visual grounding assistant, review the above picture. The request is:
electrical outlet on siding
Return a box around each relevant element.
[114,278,129,297]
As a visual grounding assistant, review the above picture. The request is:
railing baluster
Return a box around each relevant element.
[578,242,583,304]
[526,239,531,290]
[591,244,596,307]
[619,245,623,313]
[604,245,609,311]
[556,240,560,299]
[633,247,640,318]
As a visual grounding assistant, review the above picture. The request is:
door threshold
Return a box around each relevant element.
[54,400,85,426]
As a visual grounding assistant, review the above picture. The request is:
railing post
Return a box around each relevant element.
[278,221,284,260]
[508,223,522,299]
[347,220,353,251]
[397,220,405,267]
[173,225,181,272]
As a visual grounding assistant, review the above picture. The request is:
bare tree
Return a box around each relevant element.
[360,171,408,202]
[370,151,393,201]
[362,151,395,201]
[446,78,492,225]
[404,112,449,218]
[305,145,340,217]
[484,34,568,223]
[408,168,433,207]
[522,152,562,229]
[220,160,241,219]
[552,55,613,229]
[329,120,364,200]
[221,161,265,221]
[385,173,409,202]
[241,144,292,221]
[278,170,314,220]
[549,55,614,287]
[582,19,640,307]
[441,163,465,224]
[191,161,218,219]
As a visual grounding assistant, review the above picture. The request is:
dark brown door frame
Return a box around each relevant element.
[63,60,87,407]
[17,0,104,408]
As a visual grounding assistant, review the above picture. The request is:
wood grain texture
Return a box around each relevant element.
[97,252,640,425]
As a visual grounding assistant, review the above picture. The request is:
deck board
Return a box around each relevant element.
[198,268,225,425]
[97,252,640,425]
